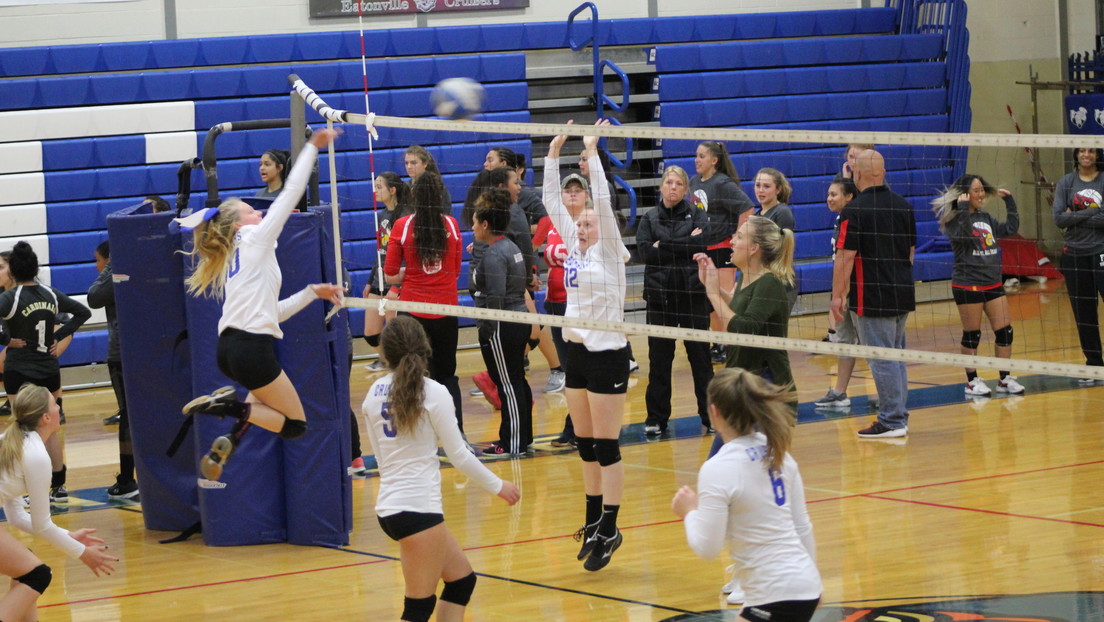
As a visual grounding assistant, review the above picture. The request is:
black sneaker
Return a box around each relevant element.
[200,435,235,481]
[0,400,10,417]
[710,344,726,364]
[107,476,140,500]
[857,420,907,439]
[103,412,121,425]
[583,529,622,571]
[183,386,240,418]
[50,485,69,504]
[574,522,600,560]
[550,434,576,448]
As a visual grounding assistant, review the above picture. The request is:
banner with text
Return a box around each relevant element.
[310,0,529,18]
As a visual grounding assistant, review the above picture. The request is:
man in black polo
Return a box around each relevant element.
[831,149,916,438]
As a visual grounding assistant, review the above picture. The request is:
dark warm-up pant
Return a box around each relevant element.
[644,293,713,429]
[479,320,533,453]
[1061,252,1104,367]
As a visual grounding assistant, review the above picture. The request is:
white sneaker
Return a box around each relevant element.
[964,377,991,396]
[628,359,640,373]
[1078,377,1098,386]
[996,376,1025,395]
[722,565,744,604]
[543,369,566,393]
[364,360,386,372]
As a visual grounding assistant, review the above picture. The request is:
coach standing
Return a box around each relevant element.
[830,150,916,439]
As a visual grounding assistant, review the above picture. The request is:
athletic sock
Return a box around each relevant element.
[229,419,253,446]
[51,465,67,488]
[597,504,620,538]
[999,370,1009,380]
[966,370,978,382]
[551,366,563,373]
[585,494,603,527]
[120,454,135,482]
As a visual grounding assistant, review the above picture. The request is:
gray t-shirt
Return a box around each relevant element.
[1052,171,1104,256]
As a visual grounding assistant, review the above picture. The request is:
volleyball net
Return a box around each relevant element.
[288,76,1104,387]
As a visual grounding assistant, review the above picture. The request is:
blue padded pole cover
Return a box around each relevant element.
[280,206,352,547]
[106,206,200,532]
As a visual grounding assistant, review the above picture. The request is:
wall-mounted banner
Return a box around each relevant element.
[0,0,137,4]
[310,0,529,18]
[1066,94,1104,135]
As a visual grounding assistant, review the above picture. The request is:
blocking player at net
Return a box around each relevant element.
[176,129,344,481]
[545,119,631,572]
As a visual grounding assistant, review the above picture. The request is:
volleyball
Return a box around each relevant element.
[1073,188,1102,211]
[430,77,485,120]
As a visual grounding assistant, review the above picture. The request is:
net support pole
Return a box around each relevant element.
[326,118,343,294]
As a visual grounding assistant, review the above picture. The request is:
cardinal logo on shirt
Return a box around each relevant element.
[691,189,709,211]
[971,221,996,252]
[1073,188,1102,211]
[422,260,442,275]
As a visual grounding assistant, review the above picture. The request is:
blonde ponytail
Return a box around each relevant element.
[0,384,51,477]
[707,368,794,472]
[184,199,242,298]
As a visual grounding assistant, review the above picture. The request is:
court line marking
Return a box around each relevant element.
[861,494,1104,529]
[338,547,696,614]
[39,558,391,609]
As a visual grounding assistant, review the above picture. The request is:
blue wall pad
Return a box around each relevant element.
[106,205,199,532]
[182,207,351,547]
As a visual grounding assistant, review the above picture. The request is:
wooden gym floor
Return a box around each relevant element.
[7,278,1104,621]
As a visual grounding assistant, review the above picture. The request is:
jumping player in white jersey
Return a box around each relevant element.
[362,316,520,622]
[175,130,344,481]
[545,119,631,571]
[672,368,822,621]
[0,384,117,621]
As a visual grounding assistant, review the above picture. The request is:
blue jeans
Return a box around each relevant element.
[855,313,910,429]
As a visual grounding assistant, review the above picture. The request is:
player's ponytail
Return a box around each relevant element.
[0,384,51,477]
[748,216,795,288]
[379,316,432,436]
[707,368,793,472]
[184,199,242,298]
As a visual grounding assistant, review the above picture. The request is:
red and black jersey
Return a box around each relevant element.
[384,214,462,318]
[836,185,916,317]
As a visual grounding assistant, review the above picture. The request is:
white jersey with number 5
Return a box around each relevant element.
[362,374,502,516]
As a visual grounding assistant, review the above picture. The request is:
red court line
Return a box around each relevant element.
[807,458,1104,505]
[862,494,1104,529]
[40,558,390,609]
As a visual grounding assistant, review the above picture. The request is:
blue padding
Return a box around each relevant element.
[43,135,146,170]
[48,263,99,296]
[653,34,943,73]
[795,261,833,294]
[47,193,191,233]
[657,89,947,128]
[107,206,199,532]
[186,208,351,547]
[657,62,946,102]
[45,163,180,202]
[48,231,108,264]
[793,230,833,260]
[913,251,954,282]
[57,330,107,367]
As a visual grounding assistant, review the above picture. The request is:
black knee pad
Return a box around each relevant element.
[15,564,51,595]
[961,330,982,350]
[279,418,307,439]
[576,437,597,463]
[527,338,541,350]
[402,595,436,622]
[440,572,477,606]
[994,325,1013,347]
[593,438,621,467]
[365,334,380,347]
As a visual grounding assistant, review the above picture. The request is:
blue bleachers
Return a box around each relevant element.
[0,55,527,111]
[0,9,897,78]
[657,62,946,102]
[652,34,943,73]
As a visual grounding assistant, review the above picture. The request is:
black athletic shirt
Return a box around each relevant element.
[836,185,917,317]
[0,284,91,377]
